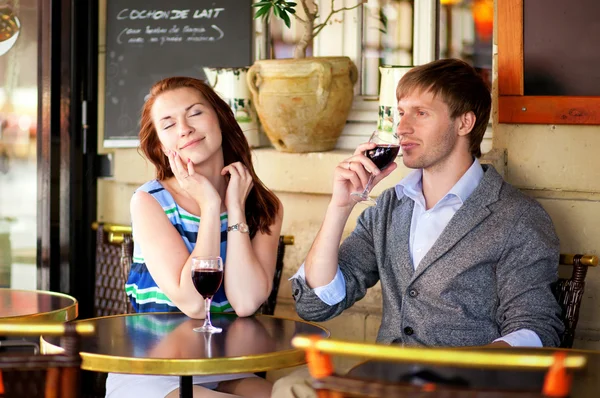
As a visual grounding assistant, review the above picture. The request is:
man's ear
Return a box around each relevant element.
[457,111,476,137]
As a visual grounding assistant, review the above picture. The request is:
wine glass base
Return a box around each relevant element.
[193,325,223,333]
[350,192,377,205]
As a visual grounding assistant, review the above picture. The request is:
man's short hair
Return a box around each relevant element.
[396,59,491,158]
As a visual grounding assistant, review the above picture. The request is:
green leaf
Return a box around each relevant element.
[252,1,272,7]
[379,10,388,33]
[273,4,281,18]
[254,5,271,19]
[284,7,296,14]
[285,2,297,6]
[280,9,291,28]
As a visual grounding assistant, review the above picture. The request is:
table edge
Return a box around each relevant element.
[44,312,329,375]
[0,288,78,322]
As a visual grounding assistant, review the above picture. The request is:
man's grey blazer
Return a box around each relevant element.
[292,165,563,347]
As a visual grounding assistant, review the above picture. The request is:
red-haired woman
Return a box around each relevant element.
[106,77,282,398]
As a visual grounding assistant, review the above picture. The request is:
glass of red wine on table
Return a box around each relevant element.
[350,129,402,205]
[191,256,224,333]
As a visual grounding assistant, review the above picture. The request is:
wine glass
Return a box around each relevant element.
[350,129,401,205]
[191,256,224,333]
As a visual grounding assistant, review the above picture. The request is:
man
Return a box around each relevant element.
[291,58,563,348]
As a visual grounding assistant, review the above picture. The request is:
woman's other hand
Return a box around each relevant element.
[221,162,254,213]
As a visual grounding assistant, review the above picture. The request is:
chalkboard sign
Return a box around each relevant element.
[523,0,600,96]
[103,0,253,147]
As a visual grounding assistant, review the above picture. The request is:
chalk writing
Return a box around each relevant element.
[116,8,224,20]
[116,23,224,45]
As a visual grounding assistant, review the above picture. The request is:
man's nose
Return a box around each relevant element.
[397,116,413,136]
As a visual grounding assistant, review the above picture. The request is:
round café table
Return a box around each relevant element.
[43,312,329,398]
[0,288,78,322]
[348,347,600,397]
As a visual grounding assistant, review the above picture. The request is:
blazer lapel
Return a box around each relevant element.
[388,195,414,280]
[410,165,503,282]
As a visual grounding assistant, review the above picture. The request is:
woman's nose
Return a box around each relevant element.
[179,120,194,136]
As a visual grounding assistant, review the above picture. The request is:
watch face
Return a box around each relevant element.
[239,223,249,233]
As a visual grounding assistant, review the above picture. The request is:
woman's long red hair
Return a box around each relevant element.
[139,76,280,237]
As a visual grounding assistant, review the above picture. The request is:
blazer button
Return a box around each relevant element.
[408,289,418,298]
[404,326,414,336]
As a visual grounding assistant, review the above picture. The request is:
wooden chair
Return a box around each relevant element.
[292,336,587,398]
[93,222,134,317]
[0,322,93,398]
[258,235,294,316]
[554,253,598,348]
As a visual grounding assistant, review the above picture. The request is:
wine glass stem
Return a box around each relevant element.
[362,174,376,197]
[203,297,213,328]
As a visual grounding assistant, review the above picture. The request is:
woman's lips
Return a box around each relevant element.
[180,137,204,150]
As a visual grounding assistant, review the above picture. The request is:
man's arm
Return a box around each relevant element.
[304,141,395,288]
[495,200,564,347]
[304,205,355,289]
[294,202,385,321]
[293,142,398,322]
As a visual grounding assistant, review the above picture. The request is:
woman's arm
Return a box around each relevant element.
[223,202,283,317]
[130,189,222,318]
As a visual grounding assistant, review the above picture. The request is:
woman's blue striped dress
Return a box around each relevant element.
[125,179,233,314]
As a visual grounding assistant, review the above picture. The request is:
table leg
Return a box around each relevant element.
[180,375,193,398]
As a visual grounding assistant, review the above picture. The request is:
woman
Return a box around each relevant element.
[106,77,282,398]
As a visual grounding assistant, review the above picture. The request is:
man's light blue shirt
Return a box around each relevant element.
[291,159,542,347]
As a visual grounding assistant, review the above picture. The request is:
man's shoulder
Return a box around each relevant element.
[482,165,549,218]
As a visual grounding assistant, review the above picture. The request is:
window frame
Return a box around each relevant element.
[498,0,600,125]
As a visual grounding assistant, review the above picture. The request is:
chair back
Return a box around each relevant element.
[94,222,133,317]
[258,235,294,315]
[553,253,598,348]
[0,323,93,398]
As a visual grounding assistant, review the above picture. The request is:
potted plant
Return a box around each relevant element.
[247,1,369,153]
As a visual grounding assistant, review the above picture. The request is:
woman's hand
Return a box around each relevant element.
[330,142,397,208]
[221,162,254,213]
[167,150,221,209]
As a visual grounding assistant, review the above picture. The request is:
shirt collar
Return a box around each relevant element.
[395,158,484,204]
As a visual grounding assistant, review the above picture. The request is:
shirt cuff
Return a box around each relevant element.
[289,263,346,306]
[493,329,543,347]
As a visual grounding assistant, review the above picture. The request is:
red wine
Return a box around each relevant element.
[365,144,400,170]
[192,269,223,299]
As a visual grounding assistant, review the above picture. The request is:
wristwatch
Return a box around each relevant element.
[227,222,249,234]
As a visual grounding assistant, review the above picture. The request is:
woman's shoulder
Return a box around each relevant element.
[136,179,163,194]
[131,179,176,209]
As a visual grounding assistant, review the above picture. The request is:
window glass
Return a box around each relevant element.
[362,0,414,96]
[439,0,493,86]
[0,0,38,289]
